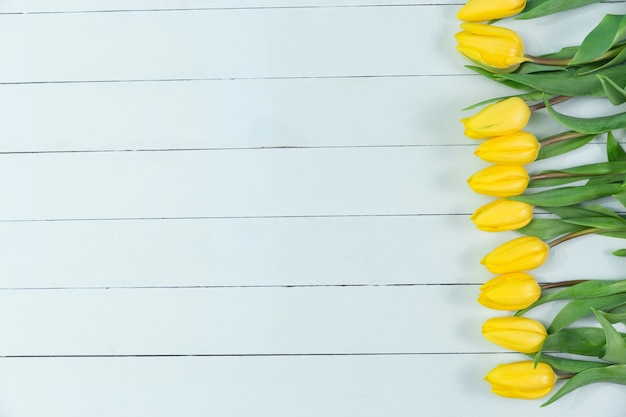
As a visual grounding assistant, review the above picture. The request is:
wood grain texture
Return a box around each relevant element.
[0,354,620,417]
[1,0,625,415]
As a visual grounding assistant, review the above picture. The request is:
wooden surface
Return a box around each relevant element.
[3,1,626,416]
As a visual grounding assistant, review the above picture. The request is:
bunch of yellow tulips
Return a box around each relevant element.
[456,0,626,406]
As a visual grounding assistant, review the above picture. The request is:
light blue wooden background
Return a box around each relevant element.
[2,1,626,416]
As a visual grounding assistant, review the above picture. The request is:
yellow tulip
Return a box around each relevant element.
[461,97,531,139]
[478,272,541,310]
[471,198,533,232]
[481,236,549,274]
[467,164,528,197]
[485,361,556,399]
[474,131,539,165]
[457,0,526,22]
[455,23,530,73]
[482,316,547,353]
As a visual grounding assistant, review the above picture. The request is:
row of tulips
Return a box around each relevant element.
[456,0,626,407]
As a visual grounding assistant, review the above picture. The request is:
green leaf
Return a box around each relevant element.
[579,47,626,77]
[545,97,626,134]
[603,303,626,321]
[517,280,626,316]
[543,327,615,357]
[585,173,626,186]
[515,63,569,75]
[560,216,626,231]
[528,176,590,188]
[507,183,624,207]
[537,133,596,160]
[515,0,602,20]
[530,353,609,373]
[593,309,626,364]
[569,15,626,65]
[608,131,626,161]
[544,204,622,219]
[612,189,626,209]
[539,46,580,60]
[528,161,626,187]
[548,293,626,333]
[465,66,535,92]
[613,249,626,257]
[599,74,626,105]
[496,65,626,98]
[518,218,585,240]
[543,365,626,406]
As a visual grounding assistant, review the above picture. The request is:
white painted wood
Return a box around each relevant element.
[0,3,622,83]
[0,1,624,415]
[0,147,488,220]
[2,213,626,288]
[0,0,463,14]
[0,285,556,356]
[3,78,624,152]
[0,354,620,417]
[0,75,504,151]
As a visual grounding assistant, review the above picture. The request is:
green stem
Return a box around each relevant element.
[540,280,587,290]
[557,373,576,380]
[529,95,571,111]
[524,54,571,66]
[539,131,590,147]
[548,228,602,248]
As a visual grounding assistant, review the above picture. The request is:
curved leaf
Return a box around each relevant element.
[508,183,623,207]
[518,218,585,240]
[548,293,626,333]
[537,133,596,160]
[593,309,626,364]
[569,15,626,65]
[543,365,626,406]
[599,74,626,105]
[545,97,626,133]
[516,0,602,20]
[543,327,612,357]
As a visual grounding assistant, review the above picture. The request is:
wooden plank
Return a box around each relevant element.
[0,146,492,220]
[0,285,511,356]
[0,4,621,82]
[0,0,462,13]
[0,354,617,417]
[0,75,512,151]
[1,213,624,288]
[2,77,621,152]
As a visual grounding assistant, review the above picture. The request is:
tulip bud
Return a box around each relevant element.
[455,24,530,73]
[461,97,531,139]
[481,236,549,274]
[457,0,526,22]
[474,132,539,165]
[467,165,529,197]
[482,316,547,353]
[485,361,556,399]
[478,272,541,310]
[471,198,533,232]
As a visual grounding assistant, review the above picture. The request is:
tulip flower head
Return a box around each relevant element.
[457,0,526,22]
[485,361,556,399]
[478,272,541,310]
[467,164,529,197]
[455,24,530,73]
[481,236,549,274]
[474,131,539,165]
[461,97,531,139]
[471,198,533,232]
[482,316,547,353]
